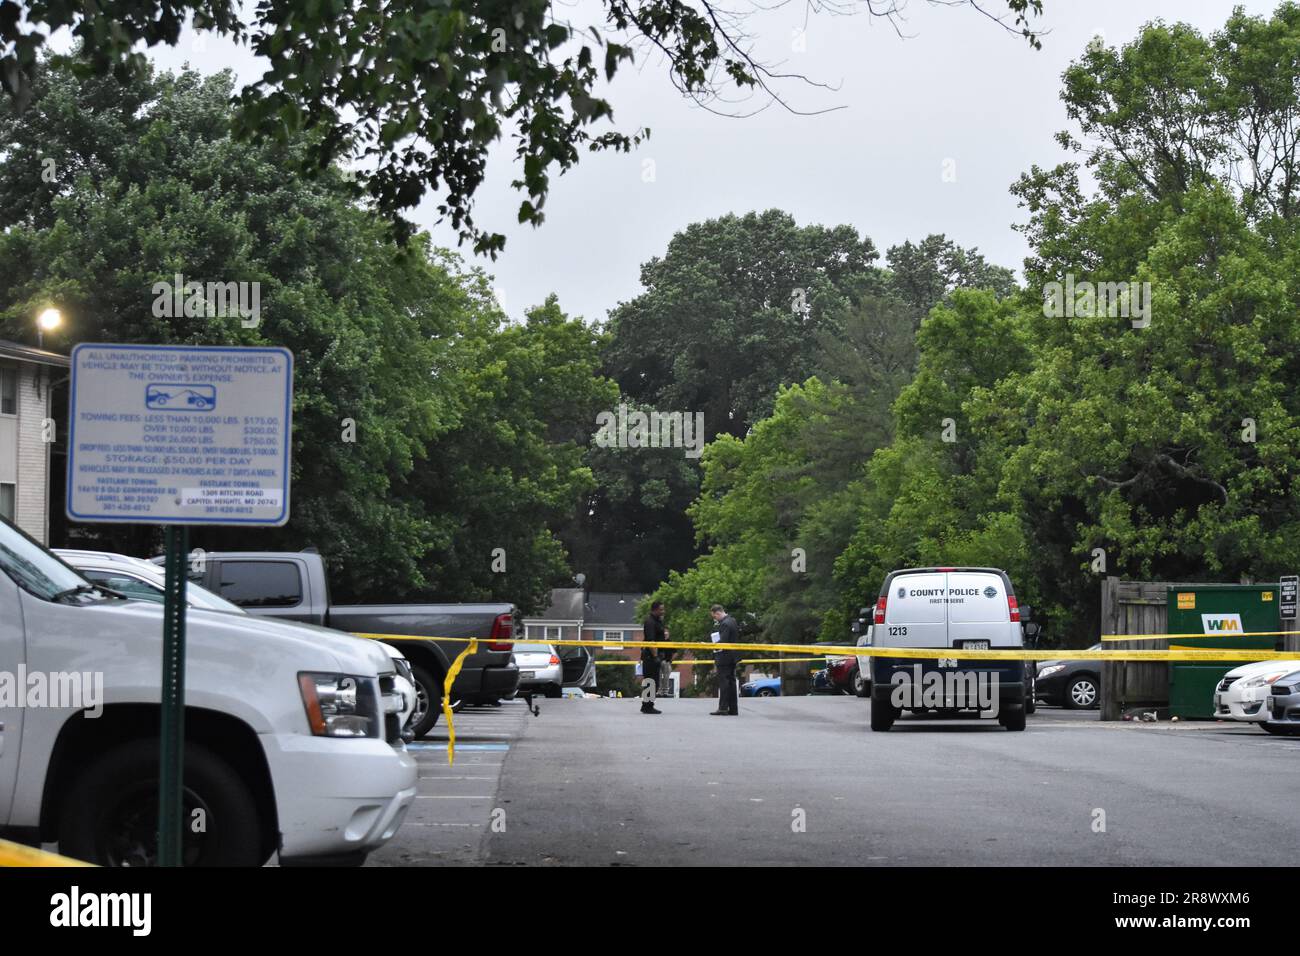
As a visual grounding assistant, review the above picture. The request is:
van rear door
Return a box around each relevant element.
[883,571,948,648]
[946,570,1015,648]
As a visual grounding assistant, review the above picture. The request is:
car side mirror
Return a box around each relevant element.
[850,620,861,635]
[1020,605,1033,621]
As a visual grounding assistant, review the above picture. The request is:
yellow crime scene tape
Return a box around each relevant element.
[353,630,1300,763]
[0,838,93,868]
[1101,630,1300,642]
[439,638,477,765]
[595,656,839,666]
[354,631,1300,661]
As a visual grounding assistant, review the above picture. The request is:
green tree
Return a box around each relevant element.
[0,58,613,607]
[557,397,701,594]
[603,209,879,439]
[1,3,1045,253]
[403,293,618,611]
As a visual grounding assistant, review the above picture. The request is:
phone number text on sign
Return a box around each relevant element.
[67,344,293,526]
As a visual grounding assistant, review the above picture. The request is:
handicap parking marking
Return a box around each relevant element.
[406,742,509,752]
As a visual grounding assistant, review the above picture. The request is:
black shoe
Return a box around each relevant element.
[642,706,662,714]
[709,710,727,716]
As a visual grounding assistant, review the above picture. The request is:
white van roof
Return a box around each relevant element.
[878,567,1016,597]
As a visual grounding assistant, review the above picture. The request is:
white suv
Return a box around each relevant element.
[1,521,417,865]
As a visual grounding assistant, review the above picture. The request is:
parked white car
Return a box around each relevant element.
[1214,659,1300,725]
[55,549,417,734]
[2,522,417,865]
[512,642,565,698]
[54,549,244,612]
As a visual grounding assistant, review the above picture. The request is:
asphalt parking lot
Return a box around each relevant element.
[371,696,1300,867]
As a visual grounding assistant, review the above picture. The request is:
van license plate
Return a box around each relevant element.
[959,641,990,650]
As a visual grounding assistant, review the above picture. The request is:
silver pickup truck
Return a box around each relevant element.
[170,550,520,738]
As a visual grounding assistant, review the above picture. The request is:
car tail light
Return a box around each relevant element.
[873,596,886,625]
[488,612,515,651]
[1008,595,1020,623]
[549,654,560,665]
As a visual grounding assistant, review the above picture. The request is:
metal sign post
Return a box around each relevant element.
[157,525,189,867]
[67,344,293,866]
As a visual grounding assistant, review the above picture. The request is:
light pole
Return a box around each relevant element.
[36,307,62,349]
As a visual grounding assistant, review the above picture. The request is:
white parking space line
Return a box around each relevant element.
[367,702,532,866]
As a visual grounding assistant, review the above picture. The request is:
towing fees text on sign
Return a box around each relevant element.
[67,344,293,525]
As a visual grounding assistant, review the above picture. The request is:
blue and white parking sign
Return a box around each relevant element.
[67,344,293,525]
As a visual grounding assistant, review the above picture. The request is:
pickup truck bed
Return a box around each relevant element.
[169,551,521,737]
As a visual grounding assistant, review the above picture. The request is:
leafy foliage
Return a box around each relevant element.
[0,57,610,610]
[1,1,1044,252]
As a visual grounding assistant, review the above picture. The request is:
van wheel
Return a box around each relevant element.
[999,706,1027,731]
[410,665,444,738]
[58,738,265,867]
[870,688,897,731]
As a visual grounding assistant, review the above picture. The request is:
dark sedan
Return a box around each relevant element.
[1034,643,1102,709]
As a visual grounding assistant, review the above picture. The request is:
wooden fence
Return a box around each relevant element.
[1098,576,1300,719]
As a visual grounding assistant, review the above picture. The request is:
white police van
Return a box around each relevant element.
[868,567,1028,732]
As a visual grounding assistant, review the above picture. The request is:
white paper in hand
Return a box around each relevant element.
[710,631,721,643]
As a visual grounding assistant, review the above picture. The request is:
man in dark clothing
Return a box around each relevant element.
[641,601,667,714]
[709,603,742,715]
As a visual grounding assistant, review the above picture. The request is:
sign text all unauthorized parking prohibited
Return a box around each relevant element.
[67,344,293,525]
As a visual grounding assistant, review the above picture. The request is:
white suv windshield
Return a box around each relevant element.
[0,520,91,601]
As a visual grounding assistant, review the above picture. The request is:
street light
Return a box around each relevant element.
[36,307,62,349]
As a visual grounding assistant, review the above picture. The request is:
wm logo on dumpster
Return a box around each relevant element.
[1200,613,1244,634]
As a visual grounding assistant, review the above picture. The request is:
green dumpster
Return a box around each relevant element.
[1166,585,1279,719]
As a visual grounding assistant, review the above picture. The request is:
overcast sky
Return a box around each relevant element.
[144,0,1279,325]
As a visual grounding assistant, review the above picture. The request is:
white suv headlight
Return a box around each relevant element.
[298,673,380,738]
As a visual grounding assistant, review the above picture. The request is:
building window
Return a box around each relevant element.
[601,629,626,649]
[0,365,16,416]
[545,625,561,641]
[0,483,14,521]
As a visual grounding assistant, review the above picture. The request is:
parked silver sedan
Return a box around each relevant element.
[512,642,565,699]
[1263,670,1300,736]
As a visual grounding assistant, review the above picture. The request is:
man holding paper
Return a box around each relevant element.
[709,604,742,716]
